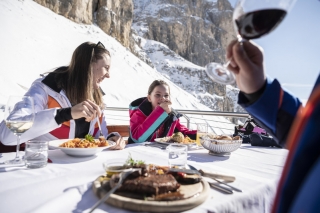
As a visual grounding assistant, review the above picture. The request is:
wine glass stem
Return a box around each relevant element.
[15,134,21,161]
[223,60,231,68]
[223,36,247,69]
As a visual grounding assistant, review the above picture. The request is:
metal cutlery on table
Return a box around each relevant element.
[96,116,104,139]
[209,182,233,194]
[89,168,141,213]
[144,142,169,149]
[187,164,242,193]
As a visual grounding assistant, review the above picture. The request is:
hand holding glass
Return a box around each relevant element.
[205,0,296,85]
[3,96,35,164]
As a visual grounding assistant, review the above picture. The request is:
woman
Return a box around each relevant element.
[128,79,196,143]
[0,41,125,150]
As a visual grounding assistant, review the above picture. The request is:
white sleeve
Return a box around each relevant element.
[0,80,60,145]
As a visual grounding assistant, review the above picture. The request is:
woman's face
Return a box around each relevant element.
[92,54,111,89]
[147,84,170,110]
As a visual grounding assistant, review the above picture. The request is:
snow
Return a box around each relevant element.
[0,0,235,135]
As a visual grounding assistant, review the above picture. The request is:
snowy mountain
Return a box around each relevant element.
[0,0,236,134]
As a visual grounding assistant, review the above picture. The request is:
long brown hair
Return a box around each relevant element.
[148,80,171,95]
[54,42,110,107]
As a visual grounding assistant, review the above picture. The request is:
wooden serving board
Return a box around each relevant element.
[92,176,210,212]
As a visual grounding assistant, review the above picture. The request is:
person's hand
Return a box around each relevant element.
[108,135,126,150]
[71,99,102,122]
[226,40,266,94]
[159,100,172,114]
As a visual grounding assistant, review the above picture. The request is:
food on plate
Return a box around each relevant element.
[171,132,184,142]
[205,134,241,141]
[105,155,201,201]
[125,153,145,166]
[59,136,109,148]
[232,135,241,140]
[157,132,196,144]
[216,135,233,140]
[110,173,180,195]
[157,137,172,142]
[167,170,202,184]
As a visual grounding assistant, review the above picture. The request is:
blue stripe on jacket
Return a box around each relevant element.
[130,111,168,143]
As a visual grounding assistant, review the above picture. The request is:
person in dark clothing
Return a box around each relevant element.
[227,39,320,213]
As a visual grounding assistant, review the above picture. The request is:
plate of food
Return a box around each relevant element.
[49,134,116,157]
[154,132,197,148]
[93,156,210,212]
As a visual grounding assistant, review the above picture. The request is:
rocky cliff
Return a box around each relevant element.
[33,0,133,48]
[132,0,236,66]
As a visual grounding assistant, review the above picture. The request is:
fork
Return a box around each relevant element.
[96,116,104,139]
[89,168,141,213]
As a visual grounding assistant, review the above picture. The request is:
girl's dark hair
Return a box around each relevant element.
[148,80,170,95]
[54,42,110,107]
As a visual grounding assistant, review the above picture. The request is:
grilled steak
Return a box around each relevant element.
[113,174,180,195]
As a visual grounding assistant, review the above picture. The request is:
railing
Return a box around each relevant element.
[106,107,249,129]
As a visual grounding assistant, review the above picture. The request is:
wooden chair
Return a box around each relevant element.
[107,125,130,137]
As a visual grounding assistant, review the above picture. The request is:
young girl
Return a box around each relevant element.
[128,80,197,143]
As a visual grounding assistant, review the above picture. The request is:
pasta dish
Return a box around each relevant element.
[59,138,109,148]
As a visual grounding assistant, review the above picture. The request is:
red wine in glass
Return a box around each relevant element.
[235,9,287,40]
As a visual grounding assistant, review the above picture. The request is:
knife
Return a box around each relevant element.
[187,164,236,182]
[209,182,233,194]
[188,164,242,192]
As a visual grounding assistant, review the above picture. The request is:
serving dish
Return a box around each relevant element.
[200,135,242,156]
[92,175,209,212]
[49,139,116,157]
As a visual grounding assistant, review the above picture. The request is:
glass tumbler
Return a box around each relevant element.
[166,144,188,169]
[24,141,48,169]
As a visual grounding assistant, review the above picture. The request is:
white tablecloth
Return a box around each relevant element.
[0,143,288,213]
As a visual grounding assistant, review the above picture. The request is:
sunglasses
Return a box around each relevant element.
[94,41,105,49]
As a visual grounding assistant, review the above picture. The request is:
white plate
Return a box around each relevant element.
[49,139,116,157]
[154,137,197,149]
[154,137,173,144]
[154,137,172,144]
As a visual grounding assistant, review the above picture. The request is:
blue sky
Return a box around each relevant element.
[228,0,320,102]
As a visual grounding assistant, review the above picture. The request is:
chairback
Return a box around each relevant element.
[107,125,130,137]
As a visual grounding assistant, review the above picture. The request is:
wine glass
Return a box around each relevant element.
[3,96,35,164]
[205,0,297,85]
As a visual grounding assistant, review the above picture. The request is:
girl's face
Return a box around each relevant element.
[92,54,111,89]
[147,84,170,110]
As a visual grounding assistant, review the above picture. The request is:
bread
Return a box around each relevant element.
[171,132,184,142]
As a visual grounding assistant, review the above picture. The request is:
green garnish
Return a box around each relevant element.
[125,153,145,166]
[85,134,95,142]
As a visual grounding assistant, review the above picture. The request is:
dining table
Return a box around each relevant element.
[0,142,288,213]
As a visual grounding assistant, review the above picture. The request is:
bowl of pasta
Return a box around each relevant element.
[49,137,116,157]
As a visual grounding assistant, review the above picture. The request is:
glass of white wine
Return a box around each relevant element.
[4,96,35,164]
